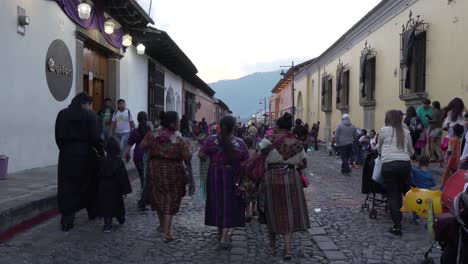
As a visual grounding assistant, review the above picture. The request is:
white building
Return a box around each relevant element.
[0,0,218,173]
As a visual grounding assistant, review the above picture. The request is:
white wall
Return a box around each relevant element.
[0,0,77,173]
[120,45,148,125]
[164,70,183,115]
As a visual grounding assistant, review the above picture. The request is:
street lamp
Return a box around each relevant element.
[259,97,267,123]
[279,61,295,118]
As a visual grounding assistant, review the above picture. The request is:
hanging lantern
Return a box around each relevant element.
[104,19,115,35]
[122,34,132,47]
[77,2,92,20]
[136,44,145,55]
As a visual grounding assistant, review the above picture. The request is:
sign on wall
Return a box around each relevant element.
[45,39,73,101]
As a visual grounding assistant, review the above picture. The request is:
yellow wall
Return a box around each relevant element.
[295,76,308,122]
[303,0,468,141]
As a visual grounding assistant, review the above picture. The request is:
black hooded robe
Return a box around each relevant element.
[96,157,132,218]
[55,95,102,217]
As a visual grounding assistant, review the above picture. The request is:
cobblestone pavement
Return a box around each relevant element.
[0,145,326,264]
[306,148,441,264]
[0,146,441,264]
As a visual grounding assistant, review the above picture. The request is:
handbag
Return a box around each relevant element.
[372,156,384,185]
[301,173,310,188]
[441,136,449,151]
[240,134,290,182]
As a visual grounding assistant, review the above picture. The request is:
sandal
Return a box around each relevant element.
[162,235,175,243]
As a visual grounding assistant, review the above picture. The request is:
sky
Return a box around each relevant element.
[136,0,382,83]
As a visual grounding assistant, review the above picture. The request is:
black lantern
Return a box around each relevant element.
[197,101,201,109]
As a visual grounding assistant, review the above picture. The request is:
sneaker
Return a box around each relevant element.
[388,227,402,236]
[103,224,112,233]
[116,216,126,225]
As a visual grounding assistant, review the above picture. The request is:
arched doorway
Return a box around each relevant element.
[297,91,304,120]
[176,94,181,114]
[165,87,175,111]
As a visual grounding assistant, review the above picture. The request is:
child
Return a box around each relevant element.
[410,155,436,224]
[441,124,465,188]
[359,135,371,162]
[97,137,132,233]
[243,136,259,222]
[328,131,337,156]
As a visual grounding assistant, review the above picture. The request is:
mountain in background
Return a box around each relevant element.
[209,70,281,118]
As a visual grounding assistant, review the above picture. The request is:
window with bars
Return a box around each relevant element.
[400,31,427,96]
[148,61,165,124]
[365,57,376,102]
[336,66,350,111]
[321,74,332,112]
[359,41,377,107]
[399,11,428,100]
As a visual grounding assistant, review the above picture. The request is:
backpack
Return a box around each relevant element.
[409,117,422,135]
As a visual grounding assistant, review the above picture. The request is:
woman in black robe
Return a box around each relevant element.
[55,92,102,231]
[97,137,132,232]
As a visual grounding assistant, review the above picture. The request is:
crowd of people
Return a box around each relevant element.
[54,92,468,260]
[54,93,311,260]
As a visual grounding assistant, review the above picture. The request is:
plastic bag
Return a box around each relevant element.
[372,156,384,185]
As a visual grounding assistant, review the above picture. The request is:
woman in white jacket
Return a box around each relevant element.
[378,110,414,236]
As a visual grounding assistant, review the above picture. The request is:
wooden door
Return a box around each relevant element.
[92,79,104,112]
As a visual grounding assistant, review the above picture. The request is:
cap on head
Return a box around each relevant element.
[342,114,350,120]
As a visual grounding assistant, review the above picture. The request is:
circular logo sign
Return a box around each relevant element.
[45,39,73,101]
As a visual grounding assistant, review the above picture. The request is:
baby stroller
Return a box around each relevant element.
[361,150,388,219]
[421,171,468,264]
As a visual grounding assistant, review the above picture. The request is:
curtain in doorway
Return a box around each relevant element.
[56,0,124,48]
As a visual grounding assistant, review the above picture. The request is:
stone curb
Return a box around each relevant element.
[0,167,137,241]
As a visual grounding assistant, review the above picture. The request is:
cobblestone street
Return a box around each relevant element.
[0,146,440,264]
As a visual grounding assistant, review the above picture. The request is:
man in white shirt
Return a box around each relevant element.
[109,99,135,155]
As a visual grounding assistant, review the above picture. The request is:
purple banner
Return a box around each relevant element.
[56,0,124,49]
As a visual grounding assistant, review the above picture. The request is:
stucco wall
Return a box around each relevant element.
[120,45,148,124]
[195,91,215,124]
[279,82,292,114]
[294,76,308,122]
[164,70,183,116]
[0,0,77,173]
[305,0,468,141]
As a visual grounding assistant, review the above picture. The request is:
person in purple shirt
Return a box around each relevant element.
[122,111,153,210]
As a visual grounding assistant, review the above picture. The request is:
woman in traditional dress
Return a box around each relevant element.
[199,115,249,249]
[259,112,310,260]
[140,111,194,242]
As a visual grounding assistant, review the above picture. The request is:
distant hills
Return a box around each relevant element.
[209,70,282,118]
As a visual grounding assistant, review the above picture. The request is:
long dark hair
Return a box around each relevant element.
[443,97,465,122]
[385,110,405,150]
[137,111,150,137]
[160,111,179,130]
[219,115,236,163]
[277,113,294,131]
[406,106,417,117]
[432,101,441,110]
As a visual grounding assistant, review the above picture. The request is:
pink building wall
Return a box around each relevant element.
[195,92,215,124]
[279,82,293,115]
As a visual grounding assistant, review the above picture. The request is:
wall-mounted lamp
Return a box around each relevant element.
[17,6,29,36]
[136,43,145,55]
[78,1,92,20]
[122,34,132,47]
[104,19,115,35]
[197,101,202,109]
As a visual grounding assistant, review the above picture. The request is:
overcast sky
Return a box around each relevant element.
[136,0,382,83]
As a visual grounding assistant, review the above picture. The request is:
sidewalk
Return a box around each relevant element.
[0,163,135,240]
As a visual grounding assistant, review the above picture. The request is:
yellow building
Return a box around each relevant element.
[295,0,468,142]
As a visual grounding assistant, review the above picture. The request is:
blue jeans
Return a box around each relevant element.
[116,132,130,155]
[338,144,353,174]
